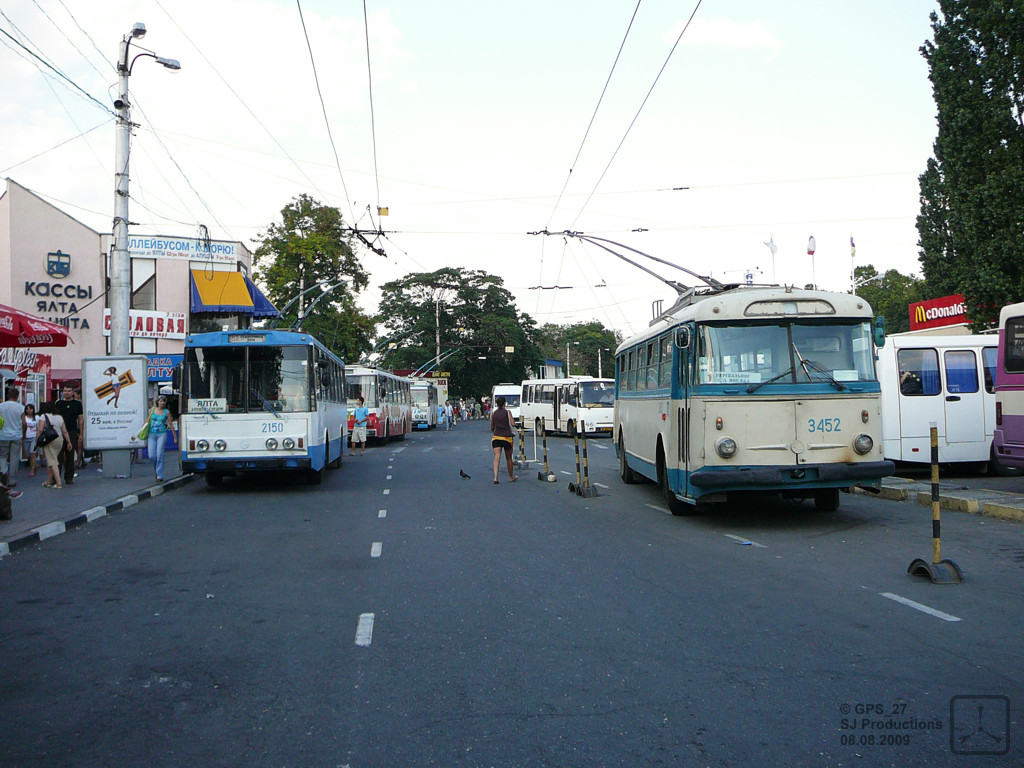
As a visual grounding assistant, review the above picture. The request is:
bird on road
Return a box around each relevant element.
[459,469,471,479]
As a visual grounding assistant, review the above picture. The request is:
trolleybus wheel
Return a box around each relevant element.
[205,472,223,487]
[657,446,689,516]
[619,437,638,484]
[813,488,840,512]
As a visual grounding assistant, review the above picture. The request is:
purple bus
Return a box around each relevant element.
[994,301,1024,472]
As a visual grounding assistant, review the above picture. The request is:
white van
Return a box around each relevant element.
[877,333,1000,469]
[490,383,522,426]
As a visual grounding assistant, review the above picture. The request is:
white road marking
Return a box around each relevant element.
[724,534,767,548]
[370,542,382,558]
[592,443,610,450]
[645,503,670,514]
[560,471,572,475]
[594,482,609,489]
[378,509,387,518]
[386,475,392,480]
[382,489,390,496]
[391,446,407,454]
[355,613,375,646]
[422,446,433,452]
[36,522,66,541]
[881,592,961,622]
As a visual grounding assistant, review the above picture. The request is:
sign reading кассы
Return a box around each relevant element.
[908,294,967,331]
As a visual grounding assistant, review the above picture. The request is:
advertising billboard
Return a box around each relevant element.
[908,294,967,331]
[82,355,149,450]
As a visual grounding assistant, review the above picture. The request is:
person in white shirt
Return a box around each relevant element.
[0,387,25,486]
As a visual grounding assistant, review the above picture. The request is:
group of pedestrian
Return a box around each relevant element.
[0,384,84,492]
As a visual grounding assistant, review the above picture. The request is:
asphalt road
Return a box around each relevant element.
[1,420,1021,767]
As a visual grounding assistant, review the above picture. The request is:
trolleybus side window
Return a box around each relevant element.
[897,348,940,396]
[944,350,978,394]
[1006,317,1024,373]
[658,335,672,390]
[982,347,997,393]
[646,341,660,390]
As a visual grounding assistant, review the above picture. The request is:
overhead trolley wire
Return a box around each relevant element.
[295,0,357,226]
[566,0,703,230]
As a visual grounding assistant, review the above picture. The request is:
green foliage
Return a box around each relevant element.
[376,268,543,399]
[253,194,374,362]
[853,265,932,334]
[918,1,1024,328]
[535,321,621,378]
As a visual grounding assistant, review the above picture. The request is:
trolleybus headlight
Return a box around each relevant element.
[266,438,278,450]
[853,434,873,455]
[214,439,227,452]
[282,437,296,450]
[716,437,738,458]
[196,439,209,452]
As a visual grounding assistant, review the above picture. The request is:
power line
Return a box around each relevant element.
[0,119,109,174]
[295,0,356,225]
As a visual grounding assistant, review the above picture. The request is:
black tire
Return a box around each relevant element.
[989,445,1022,476]
[657,446,689,516]
[813,488,841,512]
[204,472,223,487]
[619,436,638,484]
[536,418,546,436]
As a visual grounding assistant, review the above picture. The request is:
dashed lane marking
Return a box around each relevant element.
[881,592,961,622]
[378,509,387,518]
[371,542,382,558]
[355,613,375,646]
[383,489,390,496]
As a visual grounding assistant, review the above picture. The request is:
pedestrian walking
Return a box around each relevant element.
[490,395,517,484]
[350,396,368,455]
[21,403,38,478]
[145,396,177,482]
[35,402,70,489]
[0,386,24,487]
[54,384,83,485]
[445,401,455,430]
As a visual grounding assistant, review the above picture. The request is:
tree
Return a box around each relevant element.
[376,268,543,399]
[253,195,374,362]
[535,321,621,378]
[853,265,932,334]
[918,1,1024,328]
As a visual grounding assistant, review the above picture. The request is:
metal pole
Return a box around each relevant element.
[540,418,550,479]
[931,422,942,564]
[580,420,590,489]
[111,40,132,357]
[572,425,581,491]
[597,348,602,379]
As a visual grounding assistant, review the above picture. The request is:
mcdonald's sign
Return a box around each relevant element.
[909,294,967,331]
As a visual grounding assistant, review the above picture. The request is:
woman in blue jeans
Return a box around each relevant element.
[146,396,177,482]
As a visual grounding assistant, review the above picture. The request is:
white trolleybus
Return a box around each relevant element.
[615,286,893,514]
[180,330,348,485]
[411,379,439,429]
[521,377,616,436]
[345,365,412,442]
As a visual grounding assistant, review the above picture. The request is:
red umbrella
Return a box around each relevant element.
[0,303,71,348]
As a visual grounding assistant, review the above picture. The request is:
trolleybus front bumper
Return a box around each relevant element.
[182,456,313,473]
[689,460,895,490]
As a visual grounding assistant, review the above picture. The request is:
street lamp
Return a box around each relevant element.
[110,23,180,356]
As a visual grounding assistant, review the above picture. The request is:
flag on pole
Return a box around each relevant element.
[850,235,856,259]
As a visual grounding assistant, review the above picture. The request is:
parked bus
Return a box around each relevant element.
[876,333,1010,472]
[345,365,412,442]
[521,377,615,436]
[994,301,1024,472]
[411,379,439,429]
[180,329,347,485]
[615,286,893,514]
[490,383,522,426]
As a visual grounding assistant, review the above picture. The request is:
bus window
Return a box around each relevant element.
[184,345,245,412]
[1006,317,1024,373]
[647,341,660,390]
[627,350,637,392]
[983,347,997,393]
[897,348,940,396]
[658,335,672,389]
[944,350,979,394]
[250,345,310,413]
[636,346,647,391]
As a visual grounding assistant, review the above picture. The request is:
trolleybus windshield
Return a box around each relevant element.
[696,321,875,386]
[184,345,312,413]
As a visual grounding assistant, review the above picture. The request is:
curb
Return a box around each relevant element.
[855,480,1024,524]
[0,474,194,559]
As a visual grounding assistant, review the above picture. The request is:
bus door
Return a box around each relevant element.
[943,348,985,445]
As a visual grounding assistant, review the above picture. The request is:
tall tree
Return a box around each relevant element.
[918,1,1024,327]
[376,267,542,399]
[254,194,374,362]
[536,321,621,378]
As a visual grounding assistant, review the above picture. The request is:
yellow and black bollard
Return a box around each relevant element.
[577,420,597,498]
[568,424,582,494]
[908,422,963,583]
[515,421,530,470]
[537,418,556,482]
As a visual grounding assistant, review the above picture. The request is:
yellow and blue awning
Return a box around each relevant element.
[190,270,278,318]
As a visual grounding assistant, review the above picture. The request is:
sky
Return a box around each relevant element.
[0,0,942,341]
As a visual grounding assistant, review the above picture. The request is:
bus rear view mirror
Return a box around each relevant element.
[873,316,886,348]
[675,327,691,350]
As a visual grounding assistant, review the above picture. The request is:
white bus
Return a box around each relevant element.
[345,365,412,443]
[877,332,1006,471]
[520,377,615,436]
[411,380,438,429]
[490,383,522,426]
[180,329,348,486]
[615,286,893,513]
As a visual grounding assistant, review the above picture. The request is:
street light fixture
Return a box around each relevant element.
[110,23,180,357]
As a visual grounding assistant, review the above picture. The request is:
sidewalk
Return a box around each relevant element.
[857,477,1024,523]
[1,451,193,557]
